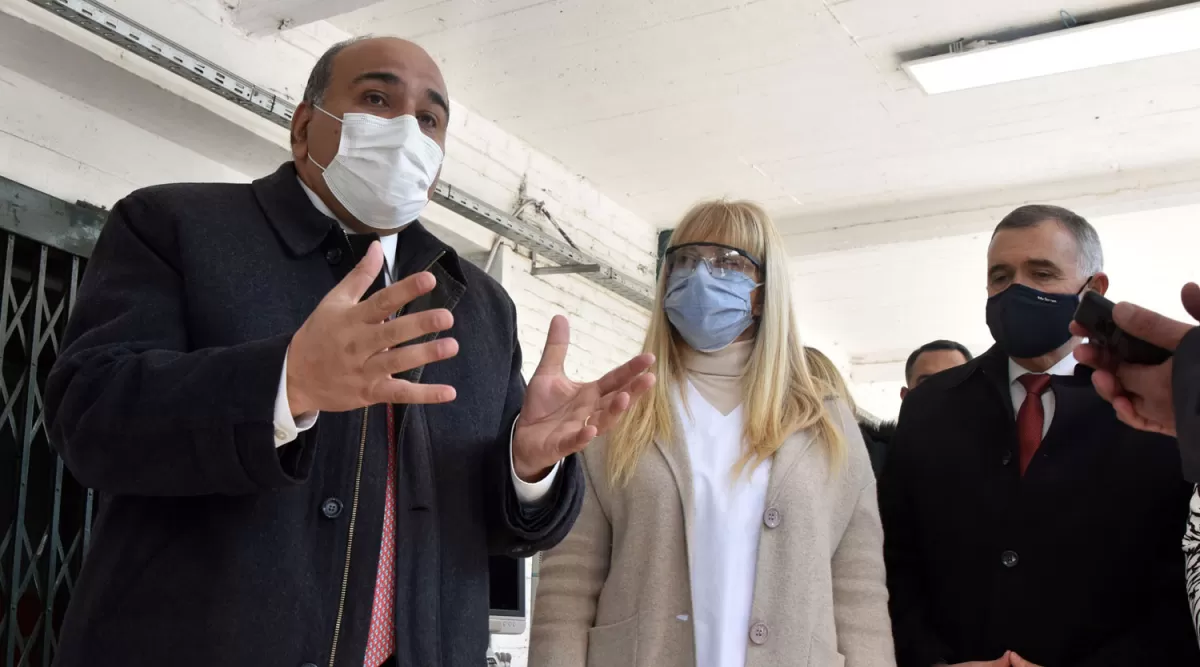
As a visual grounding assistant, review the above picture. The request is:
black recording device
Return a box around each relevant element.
[1073,291,1172,365]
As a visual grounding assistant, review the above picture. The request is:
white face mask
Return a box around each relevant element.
[309,106,445,230]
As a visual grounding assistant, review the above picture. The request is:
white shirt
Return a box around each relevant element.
[678,382,770,667]
[1008,354,1078,437]
[270,179,557,503]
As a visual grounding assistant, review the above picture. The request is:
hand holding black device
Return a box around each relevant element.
[1073,291,1173,365]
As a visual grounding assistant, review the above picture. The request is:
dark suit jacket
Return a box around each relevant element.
[880,346,1198,667]
[1175,327,1200,483]
[44,163,584,667]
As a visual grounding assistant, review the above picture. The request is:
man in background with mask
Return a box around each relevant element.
[879,205,1197,667]
[44,37,655,667]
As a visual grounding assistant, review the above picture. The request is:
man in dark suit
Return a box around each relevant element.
[44,37,655,667]
[880,204,1198,667]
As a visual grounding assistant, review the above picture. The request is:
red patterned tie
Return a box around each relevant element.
[363,405,397,665]
[1017,374,1053,476]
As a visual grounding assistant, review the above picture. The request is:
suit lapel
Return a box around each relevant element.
[977,346,1017,422]
[655,388,699,589]
[655,421,694,537]
[252,162,337,258]
[1041,370,1096,451]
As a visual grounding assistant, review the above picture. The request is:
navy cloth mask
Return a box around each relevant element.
[664,265,759,352]
[986,282,1087,358]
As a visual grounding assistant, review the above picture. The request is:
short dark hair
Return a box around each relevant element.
[302,36,373,107]
[992,204,1104,275]
[905,340,973,385]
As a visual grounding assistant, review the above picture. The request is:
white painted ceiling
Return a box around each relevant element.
[332,0,1200,235]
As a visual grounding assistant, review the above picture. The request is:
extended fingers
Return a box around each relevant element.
[583,392,631,436]
[588,371,658,436]
[369,378,457,405]
[359,309,454,354]
[355,272,436,323]
[365,338,459,377]
[595,353,656,395]
[332,241,386,302]
[535,316,571,376]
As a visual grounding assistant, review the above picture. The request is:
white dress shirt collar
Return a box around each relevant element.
[1006,352,1078,434]
[296,177,397,274]
[1007,353,1078,386]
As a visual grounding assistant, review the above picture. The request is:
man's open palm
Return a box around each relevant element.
[512,316,655,481]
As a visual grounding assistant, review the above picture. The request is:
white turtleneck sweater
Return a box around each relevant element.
[679,341,769,667]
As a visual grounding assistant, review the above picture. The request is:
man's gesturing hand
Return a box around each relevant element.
[286,241,459,415]
[511,316,656,481]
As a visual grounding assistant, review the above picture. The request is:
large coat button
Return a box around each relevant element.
[325,247,343,265]
[321,497,343,519]
[749,621,770,645]
[1001,550,1019,568]
[763,507,781,529]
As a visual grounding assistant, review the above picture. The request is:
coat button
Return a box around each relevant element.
[321,498,343,519]
[749,621,769,645]
[763,507,781,529]
[325,247,343,265]
[1001,550,1019,568]
[1001,451,1013,466]
[301,663,319,667]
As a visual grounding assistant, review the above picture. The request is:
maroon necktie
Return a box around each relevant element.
[363,405,397,665]
[1017,374,1053,475]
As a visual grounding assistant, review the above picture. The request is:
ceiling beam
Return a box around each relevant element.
[230,0,380,36]
[781,161,1200,257]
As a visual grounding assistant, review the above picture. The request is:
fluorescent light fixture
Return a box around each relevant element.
[903,2,1200,94]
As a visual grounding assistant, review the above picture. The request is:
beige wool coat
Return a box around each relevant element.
[529,398,895,667]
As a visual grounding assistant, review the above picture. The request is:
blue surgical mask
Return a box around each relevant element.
[664,265,759,352]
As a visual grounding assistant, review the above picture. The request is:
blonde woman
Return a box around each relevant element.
[804,347,892,477]
[529,200,894,667]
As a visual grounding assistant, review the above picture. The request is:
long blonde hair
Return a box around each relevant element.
[803,346,858,415]
[606,199,846,487]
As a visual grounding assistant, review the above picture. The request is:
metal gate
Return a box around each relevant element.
[0,176,104,667]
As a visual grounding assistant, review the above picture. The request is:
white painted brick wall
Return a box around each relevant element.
[445,107,660,283]
[0,65,250,208]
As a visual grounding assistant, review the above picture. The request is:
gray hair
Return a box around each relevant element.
[993,204,1104,276]
[301,36,374,107]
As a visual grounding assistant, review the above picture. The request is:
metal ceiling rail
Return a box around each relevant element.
[26,0,655,310]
